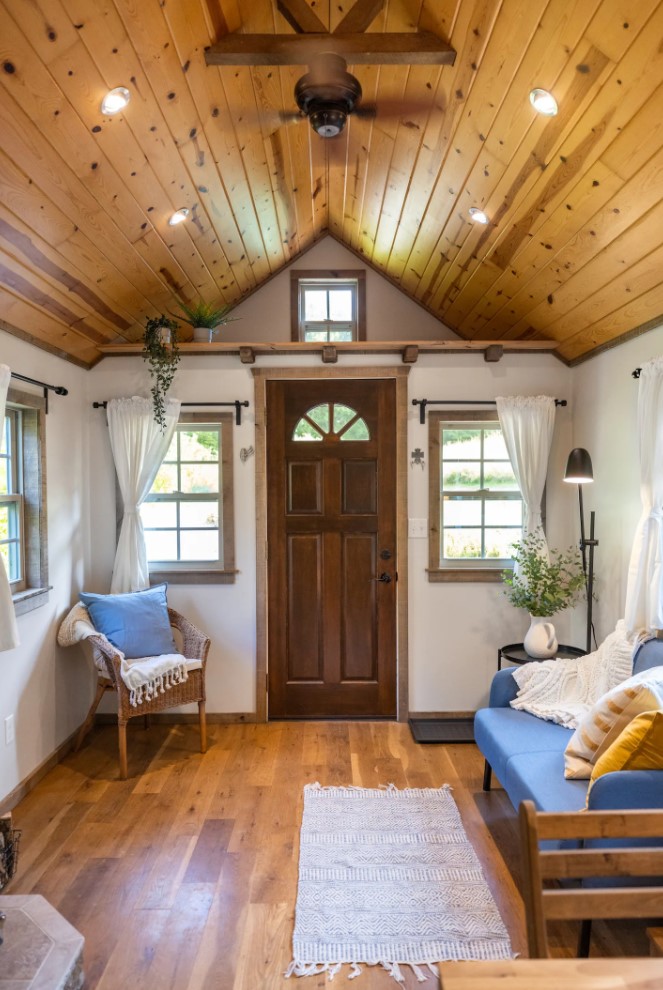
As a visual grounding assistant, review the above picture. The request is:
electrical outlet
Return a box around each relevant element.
[408,518,428,539]
[5,714,15,746]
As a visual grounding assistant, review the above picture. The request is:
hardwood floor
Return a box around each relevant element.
[7,722,649,988]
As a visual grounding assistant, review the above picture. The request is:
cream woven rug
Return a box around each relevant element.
[286,784,513,983]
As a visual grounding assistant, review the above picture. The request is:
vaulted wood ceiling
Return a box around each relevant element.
[0,0,662,368]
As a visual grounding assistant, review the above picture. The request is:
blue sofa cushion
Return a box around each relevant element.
[80,583,177,659]
[505,751,588,812]
[474,707,573,786]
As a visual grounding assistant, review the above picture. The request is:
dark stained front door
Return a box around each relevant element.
[266,379,397,719]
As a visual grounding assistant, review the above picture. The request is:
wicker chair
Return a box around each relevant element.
[74,607,210,779]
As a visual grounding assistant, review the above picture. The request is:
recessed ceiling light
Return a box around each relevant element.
[100,87,131,115]
[168,208,190,226]
[469,207,489,225]
[529,88,558,116]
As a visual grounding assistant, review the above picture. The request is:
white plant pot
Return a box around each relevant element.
[192,327,217,342]
[158,327,171,344]
[524,615,558,659]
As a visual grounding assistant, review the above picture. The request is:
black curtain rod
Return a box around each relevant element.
[92,399,250,426]
[412,397,567,425]
[10,371,68,414]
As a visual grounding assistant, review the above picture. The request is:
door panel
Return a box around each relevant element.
[341,533,376,682]
[267,379,397,719]
[286,534,323,682]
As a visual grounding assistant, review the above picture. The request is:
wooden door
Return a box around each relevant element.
[267,379,397,719]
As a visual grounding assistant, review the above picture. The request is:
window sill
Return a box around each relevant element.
[13,585,51,615]
[149,569,237,585]
[427,568,505,583]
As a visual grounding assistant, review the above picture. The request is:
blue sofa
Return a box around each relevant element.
[474,637,663,812]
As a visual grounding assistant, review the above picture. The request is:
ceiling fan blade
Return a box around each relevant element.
[353,96,442,125]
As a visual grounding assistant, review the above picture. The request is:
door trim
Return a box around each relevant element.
[252,366,410,722]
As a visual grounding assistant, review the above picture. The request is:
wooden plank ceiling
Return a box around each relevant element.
[0,0,662,367]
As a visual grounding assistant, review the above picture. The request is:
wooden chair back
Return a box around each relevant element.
[519,799,663,958]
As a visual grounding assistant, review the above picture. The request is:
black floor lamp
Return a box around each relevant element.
[563,448,598,653]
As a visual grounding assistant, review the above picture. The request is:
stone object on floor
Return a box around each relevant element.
[0,894,84,990]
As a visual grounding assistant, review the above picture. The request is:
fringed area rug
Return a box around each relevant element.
[285,783,513,983]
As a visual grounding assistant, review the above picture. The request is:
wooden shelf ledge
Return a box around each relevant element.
[97,339,558,365]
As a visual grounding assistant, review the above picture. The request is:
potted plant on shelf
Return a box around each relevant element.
[173,298,239,342]
[502,532,585,658]
[142,315,180,429]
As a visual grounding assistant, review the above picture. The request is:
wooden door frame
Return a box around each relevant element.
[252,366,410,722]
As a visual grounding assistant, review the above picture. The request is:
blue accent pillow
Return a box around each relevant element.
[80,583,177,659]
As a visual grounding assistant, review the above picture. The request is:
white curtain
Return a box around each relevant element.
[624,357,663,634]
[0,365,19,652]
[108,396,180,594]
[496,395,556,554]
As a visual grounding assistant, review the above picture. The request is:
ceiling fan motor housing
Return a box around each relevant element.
[294,53,362,137]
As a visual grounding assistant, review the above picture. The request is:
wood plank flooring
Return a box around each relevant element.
[7,722,649,988]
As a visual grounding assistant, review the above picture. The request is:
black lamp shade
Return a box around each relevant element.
[564,447,593,484]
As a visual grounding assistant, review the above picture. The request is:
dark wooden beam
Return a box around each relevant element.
[205,32,456,66]
[334,0,385,34]
[276,0,327,34]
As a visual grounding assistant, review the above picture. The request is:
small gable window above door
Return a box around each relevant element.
[292,402,370,442]
[291,269,366,342]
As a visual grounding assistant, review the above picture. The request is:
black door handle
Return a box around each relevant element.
[371,572,392,584]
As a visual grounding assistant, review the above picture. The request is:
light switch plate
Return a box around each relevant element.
[408,518,428,538]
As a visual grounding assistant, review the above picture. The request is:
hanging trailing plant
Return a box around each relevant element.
[142,315,180,430]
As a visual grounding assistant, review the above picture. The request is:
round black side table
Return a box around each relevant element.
[498,642,585,670]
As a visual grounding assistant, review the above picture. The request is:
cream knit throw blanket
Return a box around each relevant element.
[509,620,638,728]
[58,603,189,707]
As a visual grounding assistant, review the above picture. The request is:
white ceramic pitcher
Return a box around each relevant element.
[524,615,558,659]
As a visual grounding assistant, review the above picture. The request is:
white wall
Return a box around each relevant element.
[407,354,574,711]
[217,237,459,343]
[0,331,90,803]
[569,325,663,645]
[88,349,574,716]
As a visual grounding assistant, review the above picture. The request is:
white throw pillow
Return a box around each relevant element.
[564,666,663,778]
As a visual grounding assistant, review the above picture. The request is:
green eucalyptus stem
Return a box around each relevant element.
[501,532,586,617]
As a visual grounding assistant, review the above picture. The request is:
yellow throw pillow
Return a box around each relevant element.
[589,710,663,790]
[564,667,663,779]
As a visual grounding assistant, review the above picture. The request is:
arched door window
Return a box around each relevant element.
[292,402,370,442]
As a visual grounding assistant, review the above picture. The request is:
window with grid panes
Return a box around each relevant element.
[428,412,525,580]
[291,270,366,342]
[139,414,235,582]
[0,387,49,612]
[0,408,24,591]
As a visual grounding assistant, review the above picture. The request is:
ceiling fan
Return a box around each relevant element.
[265,53,444,139]
[290,53,375,137]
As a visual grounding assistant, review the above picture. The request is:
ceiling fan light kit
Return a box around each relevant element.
[100,86,131,115]
[294,53,362,137]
